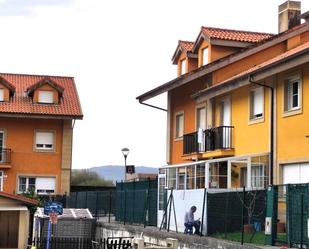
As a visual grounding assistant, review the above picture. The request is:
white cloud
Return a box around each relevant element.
[0,0,308,168]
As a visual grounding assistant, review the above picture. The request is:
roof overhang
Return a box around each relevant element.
[136,24,309,103]
[193,42,309,102]
[0,113,83,120]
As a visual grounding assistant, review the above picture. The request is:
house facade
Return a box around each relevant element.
[0,74,83,195]
[137,1,309,228]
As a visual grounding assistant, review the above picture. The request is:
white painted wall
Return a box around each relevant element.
[157,189,207,235]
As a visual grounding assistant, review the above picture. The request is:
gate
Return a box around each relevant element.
[0,211,20,248]
[286,184,309,248]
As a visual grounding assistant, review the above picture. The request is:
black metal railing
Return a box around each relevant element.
[183,132,198,155]
[0,148,11,164]
[183,126,234,154]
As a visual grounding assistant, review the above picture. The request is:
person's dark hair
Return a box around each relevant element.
[191,206,197,211]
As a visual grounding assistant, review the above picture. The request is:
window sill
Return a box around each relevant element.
[174,137,183,142]
[282,108,302,118]
[34,148,55,153]
[248,116,264,125]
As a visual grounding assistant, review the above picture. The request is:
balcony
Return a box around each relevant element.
[183,126,234,157]
[0,148,12,166]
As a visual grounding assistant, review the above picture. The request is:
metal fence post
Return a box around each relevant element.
[241,186,245,245]
[265,185,278,246]
[108,191,112,223]
[124,190,127,225]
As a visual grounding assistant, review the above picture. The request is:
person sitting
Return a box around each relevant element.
[184,206,201,235]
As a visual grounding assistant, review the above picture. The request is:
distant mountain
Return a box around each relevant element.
[88,165,158,183]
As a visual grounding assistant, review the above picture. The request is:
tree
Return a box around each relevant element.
[71,169,114,186]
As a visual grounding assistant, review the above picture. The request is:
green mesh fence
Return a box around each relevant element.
[115,180,158,226]
[286,184,309,248]
[67,190,116,217]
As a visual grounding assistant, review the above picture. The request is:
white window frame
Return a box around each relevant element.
[0,89,4,101]
[18,176,56,195]
[0,171,3,191]
[180,59,186,75]
[38,90,54,104]
[175,112,184,140]
[249,87,264,121]
[284,74,302,113]
[35,131,55,151]
[196,104,207,130]
[202,47,209,66]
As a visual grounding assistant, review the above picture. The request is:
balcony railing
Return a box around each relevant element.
[0,148,11,164]
[183,126,234,155]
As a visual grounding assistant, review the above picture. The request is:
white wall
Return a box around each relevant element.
[157,189,207,235]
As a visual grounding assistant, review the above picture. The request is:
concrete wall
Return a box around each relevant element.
[97,222,262,249]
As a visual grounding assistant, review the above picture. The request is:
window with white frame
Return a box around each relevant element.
[167,168,176,189]
[186,165,195,189]
[284,75,301,112]
[196,164,205,189]
[250,87,264,120]
[35,131,54,150]
[196,106,206,130]
[175,112,184,139]
[202,47,209,65]
[251,164,264,188]
[0,171,3,191]
[177,167,185,189]
[38,90,54,104]
[158,176,166,210]
[19,177,36,193]
[180,59,186,75]
[0,89,4,101]
[18,176,56,195]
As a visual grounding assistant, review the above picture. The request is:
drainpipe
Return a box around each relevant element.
[249,76,274,185]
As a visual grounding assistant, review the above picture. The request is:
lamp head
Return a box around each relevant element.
[121,147,130,158]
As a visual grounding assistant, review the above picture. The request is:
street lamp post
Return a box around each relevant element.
[121,148,130,181]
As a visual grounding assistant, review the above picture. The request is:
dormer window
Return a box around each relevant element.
[202,47,209,65]
[38,90,54,104]
[180,59,186,75]
[0,89,3,101]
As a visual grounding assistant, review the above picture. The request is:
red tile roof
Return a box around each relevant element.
[179,40,194,52]
[201,27,274,43]
[0,191,39,206]
[0,73,83,119]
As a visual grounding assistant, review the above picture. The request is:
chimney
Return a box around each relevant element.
[278,1,301,33]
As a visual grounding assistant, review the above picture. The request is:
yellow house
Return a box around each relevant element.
[137,1,309,192]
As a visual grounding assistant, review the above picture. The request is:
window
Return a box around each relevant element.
[0,171,3,191]
[186,165,195,189]
[284,75,301,112]
[202,47,209,65]
[158,176,166,210]
[175,112,184,139]
[196,164,205,189]
[180,59,186,75]
[196,106,206,130]
[283,162,309,184]
[38,90,54,104]
[250,87,264,120]
[35,131,54,150]
[19,177,36,193]
[0,89,3,101]
[167,168,176,189]
[177,167,185,189]
[0,131,4,162]
[251,165,264,188]
[18,176,55,195]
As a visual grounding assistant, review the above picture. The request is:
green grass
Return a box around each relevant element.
[212,232,288,246]
[212,231,266,245]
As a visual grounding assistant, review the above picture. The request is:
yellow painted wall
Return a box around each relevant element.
[276,63,309,163]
